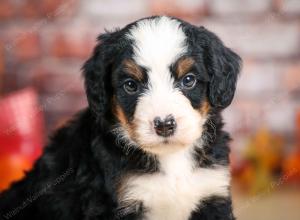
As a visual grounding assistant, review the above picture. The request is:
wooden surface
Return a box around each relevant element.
[233,187,300,220]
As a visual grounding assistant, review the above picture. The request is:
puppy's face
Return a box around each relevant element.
[84,16,241,155]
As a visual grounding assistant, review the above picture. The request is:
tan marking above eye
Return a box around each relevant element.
[176,57,195,78]
[123,59,143,80]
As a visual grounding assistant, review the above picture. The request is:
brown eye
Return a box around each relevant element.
[123,80,138,94]
[181,73,196,89]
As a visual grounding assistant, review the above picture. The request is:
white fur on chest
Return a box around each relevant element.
[120,149,230,220]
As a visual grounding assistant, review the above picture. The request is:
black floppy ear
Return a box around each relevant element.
[82,32,116,117]
[203,30,242,108]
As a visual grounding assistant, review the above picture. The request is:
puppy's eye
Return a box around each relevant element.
[181,73,197,89]
[123,80,138,94]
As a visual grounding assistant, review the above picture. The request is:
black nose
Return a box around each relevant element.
[153,115,177,137]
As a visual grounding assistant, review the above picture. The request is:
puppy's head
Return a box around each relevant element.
[84,16,241,155]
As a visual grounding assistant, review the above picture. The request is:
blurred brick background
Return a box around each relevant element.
[0,0,299,147]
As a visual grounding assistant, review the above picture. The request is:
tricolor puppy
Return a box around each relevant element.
[0,16,241,220]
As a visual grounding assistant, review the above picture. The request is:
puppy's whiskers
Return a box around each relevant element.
[111,125,139,155]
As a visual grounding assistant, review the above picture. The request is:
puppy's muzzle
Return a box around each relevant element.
[153,115,176,137]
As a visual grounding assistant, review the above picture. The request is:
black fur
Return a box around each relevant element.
[181,23,241,109]
[190,196,235,220]
[0,16,241,220]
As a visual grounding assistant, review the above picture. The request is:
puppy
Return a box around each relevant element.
[0,16,241,220]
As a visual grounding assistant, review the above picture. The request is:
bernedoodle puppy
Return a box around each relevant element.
[0,16,241,220]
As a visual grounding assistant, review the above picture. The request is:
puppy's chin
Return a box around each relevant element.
[112,124,203,155]
[133,128,204,155]
[139,139,202,155]
[140,142,192,155]
[112,104,207,155]
[131,118,206,155]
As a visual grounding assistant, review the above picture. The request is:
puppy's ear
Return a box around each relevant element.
[203,29,242,108]
[83,32,117,117]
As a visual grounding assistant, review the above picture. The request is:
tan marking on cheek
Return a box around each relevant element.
[112,97,130,129]
[113,99,138,140]
[115,104,128,126]
[199,100,210,116]
[123,59,143,80]
[176,57,195,78]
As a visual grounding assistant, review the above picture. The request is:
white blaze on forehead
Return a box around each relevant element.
[126,16,204,154]
[127,16,189,119]
[127,16,187,72]
[127,16,188,106]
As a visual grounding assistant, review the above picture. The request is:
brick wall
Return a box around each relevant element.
[0,0,299,146]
